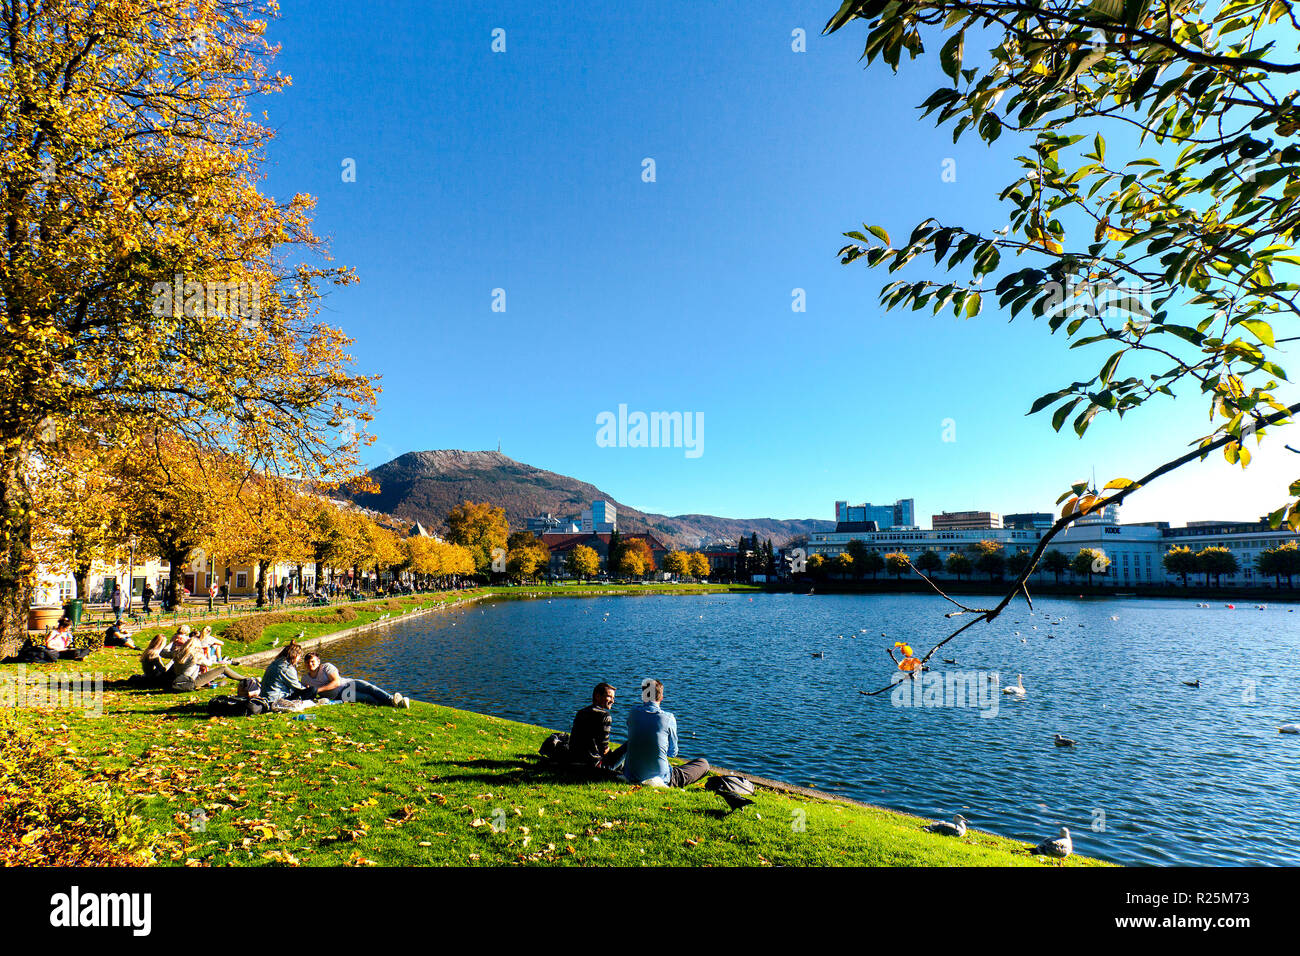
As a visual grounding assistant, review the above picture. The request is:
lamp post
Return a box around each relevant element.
[126,536,137,613]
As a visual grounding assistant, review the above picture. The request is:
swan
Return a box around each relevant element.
[924,814,967,837]
[1280,724,1300,734]
[1031,827,1072,858]
[1002,674,1026,696]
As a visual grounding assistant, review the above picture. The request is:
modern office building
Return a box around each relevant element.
[835,498,915,530]
[1003,512,1054,531]
[933,510,1003,530]
[580,500,617,533]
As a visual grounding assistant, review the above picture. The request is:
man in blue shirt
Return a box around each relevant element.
[623,679,709,788]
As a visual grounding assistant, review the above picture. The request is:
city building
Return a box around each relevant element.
[933,511,1003,530]
[1003,512,1054,531]
[580,500,617,533]
[835,499,915,530]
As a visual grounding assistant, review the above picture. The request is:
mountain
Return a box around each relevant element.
[340,449,832,549]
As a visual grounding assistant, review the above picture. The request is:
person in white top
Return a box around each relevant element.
[29,616,91,662]
[300,651,409,708]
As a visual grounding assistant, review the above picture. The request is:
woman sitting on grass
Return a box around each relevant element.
[26,616,92,662]
[197,626,229,666]
[164,633,250,693]
[139,635,170,685]
[300,651,409,709]
[260,642,316,704]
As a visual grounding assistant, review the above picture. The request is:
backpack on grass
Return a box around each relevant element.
[207,694,272,717]
[538,732,570,761]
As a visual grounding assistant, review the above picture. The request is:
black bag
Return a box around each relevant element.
[704,774,757,811]
[237,677,261,698]
[207,695,254,717]
[538,732,570,761]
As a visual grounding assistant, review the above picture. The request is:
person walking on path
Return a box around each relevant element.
[622,679,709,788]
[110,583,123,625]
[141,583,154,615]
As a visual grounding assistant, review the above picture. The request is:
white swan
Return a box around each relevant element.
[1002,674,1026,696]
[924,814,967,837]
[1031,827,1072,858]
[1280,724,1300,734]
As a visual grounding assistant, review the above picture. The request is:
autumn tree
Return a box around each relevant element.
[884,552,910,579]
[688,552,711,579]
[1196,545,1239,587]
[445,502,508,576]
[114,433,241,608]
[221,475,314,606]
[663,550,690,578]
[945,551,971,580]
[622,537,657,575]
[1163,546,1198,587]
[1258,541,1300,587]
[506,531,550,582]
[566,544,600,581]
[0,3,377,647]
[30,435,131,602]
[1072,548,1109,586]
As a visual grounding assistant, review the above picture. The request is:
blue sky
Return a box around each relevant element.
[260,0,1298,527]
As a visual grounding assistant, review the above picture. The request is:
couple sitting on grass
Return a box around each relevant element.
[259,641,411,709]
[559,678,710,789]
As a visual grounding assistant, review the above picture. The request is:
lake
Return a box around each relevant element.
[323,591,1300,866]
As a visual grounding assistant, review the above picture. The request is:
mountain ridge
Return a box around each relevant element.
[340,449,833,549]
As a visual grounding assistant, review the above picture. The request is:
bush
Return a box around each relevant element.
[0,711,156,866]
[220,606,359,646]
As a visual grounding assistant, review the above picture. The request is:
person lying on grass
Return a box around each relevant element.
[623,679,709,789]
[164,632,249,693]
[300,651,410,709]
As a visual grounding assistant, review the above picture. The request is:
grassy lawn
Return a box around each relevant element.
[4,590,1109,867]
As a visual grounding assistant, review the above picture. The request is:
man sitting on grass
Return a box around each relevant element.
[566,682,625,773]
[300,651,410,709]
[623,679,709,788]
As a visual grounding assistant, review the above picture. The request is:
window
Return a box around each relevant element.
[236,572,247,589]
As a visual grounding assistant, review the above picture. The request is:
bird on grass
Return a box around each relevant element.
[1053,734,1076,747]
[924,814,967,837]
[1030,827,1072,859]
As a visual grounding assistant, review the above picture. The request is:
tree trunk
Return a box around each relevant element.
[256,561,269,606]
[166,545,187,610]
[0,450,35,658]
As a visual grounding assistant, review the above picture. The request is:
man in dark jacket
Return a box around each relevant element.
[567,682,625,772]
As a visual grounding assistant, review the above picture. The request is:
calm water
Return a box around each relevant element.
[325,592,1300,866]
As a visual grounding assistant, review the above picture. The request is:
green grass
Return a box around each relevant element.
[5,591,1110,867]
